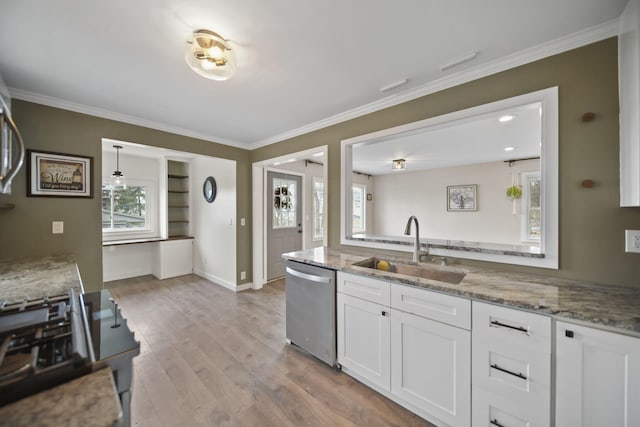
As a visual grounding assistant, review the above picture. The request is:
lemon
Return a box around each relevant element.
[377,260,390,271]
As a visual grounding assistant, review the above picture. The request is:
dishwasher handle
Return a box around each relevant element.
[286,266,331,283]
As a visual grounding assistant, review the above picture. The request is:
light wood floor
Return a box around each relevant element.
[107,274,435,427]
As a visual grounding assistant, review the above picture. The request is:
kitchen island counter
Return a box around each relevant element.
[283,247,640,336]
[0,367,122,427]
[0,254,83,305]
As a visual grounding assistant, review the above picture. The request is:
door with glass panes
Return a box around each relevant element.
[267,172,302,280]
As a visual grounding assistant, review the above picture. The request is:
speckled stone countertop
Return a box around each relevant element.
[0,254,83,305]
[283,247,640,337]
[0,367,122,427]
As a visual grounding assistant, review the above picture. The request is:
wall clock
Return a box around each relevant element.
[203,176,217,203]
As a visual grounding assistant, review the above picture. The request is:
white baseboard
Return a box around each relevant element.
[194,269,250,292]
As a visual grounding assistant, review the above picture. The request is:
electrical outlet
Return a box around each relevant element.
[52,221,64,234]
[240,271,246,280]
[625,230,640,253]
[240,217,246,226]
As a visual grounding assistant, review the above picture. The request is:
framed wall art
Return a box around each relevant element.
[27,150,93,198]
[447,184,477,211]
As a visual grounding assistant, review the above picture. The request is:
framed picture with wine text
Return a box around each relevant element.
[27,150,93,198]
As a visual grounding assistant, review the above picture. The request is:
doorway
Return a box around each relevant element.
[252,146,328,289]
[266,171,302,280]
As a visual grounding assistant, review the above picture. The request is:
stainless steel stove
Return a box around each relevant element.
[0,288,139,426]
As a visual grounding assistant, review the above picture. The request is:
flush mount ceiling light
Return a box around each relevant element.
[504,146,515,152]
[185,29,236,81]
[109,145,126,189]
[392,159,406,171]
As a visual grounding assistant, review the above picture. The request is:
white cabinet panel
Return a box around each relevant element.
[472,386,549,427]
[337,272,390,306]
[152,239,193,279]
[473,301,551,354]
[337,292,390,391]
[556,322,640,427]
[391,283,471,330]
[391,308,470,427]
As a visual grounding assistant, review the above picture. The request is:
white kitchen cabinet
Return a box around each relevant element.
[391,308,470,427]
[151,238,193,279]
[336,292,391,391]
[619,0,640,206]
[472,301,551,427]
[556,321,640,427]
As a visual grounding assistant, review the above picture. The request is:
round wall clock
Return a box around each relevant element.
[203,176,217,203]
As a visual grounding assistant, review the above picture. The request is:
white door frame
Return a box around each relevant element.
[252,146,328,289]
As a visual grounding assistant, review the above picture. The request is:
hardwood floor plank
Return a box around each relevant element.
[107,275,435,427]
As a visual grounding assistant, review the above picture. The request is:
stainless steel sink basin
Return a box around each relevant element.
[353,257,467,285]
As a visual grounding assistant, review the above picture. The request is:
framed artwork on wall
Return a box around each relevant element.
[447,184,477,211]
[27,150,93,198]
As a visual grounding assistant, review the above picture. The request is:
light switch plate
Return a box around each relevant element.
[625,230,640,253]
[52,221,64,234]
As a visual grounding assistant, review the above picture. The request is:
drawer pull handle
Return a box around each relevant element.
[490,320,529,335]
[490,363,528,381]
[490,419,506,427]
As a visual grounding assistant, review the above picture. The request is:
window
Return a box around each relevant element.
[352,184,366,234]
[522,172,541,242]
[102,184,148,229]
[102,179,157,239]
[272,177,297,229]
[312,177,324,239]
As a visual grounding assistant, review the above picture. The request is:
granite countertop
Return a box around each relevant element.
[283,247,640,337]
[0,367,122,427]
[0,254,83,305]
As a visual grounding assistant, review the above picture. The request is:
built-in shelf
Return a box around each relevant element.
[167,160,191,238]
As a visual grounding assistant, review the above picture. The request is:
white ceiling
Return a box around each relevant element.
[0,0,628,149]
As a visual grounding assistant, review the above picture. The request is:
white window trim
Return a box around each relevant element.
[312,176,325,241]
[102,178,159,241]
[352,183,366,234]
[520,171,541,243]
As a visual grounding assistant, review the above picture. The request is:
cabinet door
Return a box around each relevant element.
[556,322,640,427]
[391,308,470,427]
[337,293,390,391]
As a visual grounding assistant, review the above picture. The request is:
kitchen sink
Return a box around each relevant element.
[353,257,467,285]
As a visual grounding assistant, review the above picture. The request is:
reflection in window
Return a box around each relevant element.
[522,172,541,241]
[102,185,147,230]
[352,184,366,233]
[273,177,297,229]
[312,177,324,239]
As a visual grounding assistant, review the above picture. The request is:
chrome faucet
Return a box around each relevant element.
[404,216,426,262]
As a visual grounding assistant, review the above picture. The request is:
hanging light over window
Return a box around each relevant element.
[109,145,126,189]
[392,158,406,171]
[185,29,237,81]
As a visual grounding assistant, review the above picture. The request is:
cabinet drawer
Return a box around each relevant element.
[337,272,390,306]
[391,284,470,330]
[472,386,550,427]
[472,338,551,409]
[472,301,551,353]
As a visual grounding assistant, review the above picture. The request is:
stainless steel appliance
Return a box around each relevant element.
[0,288,139,425]
[285,260,336,366]
[0,73,25,195]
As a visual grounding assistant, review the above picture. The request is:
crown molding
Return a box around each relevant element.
[249,18,620,150]
[8,88,247,149]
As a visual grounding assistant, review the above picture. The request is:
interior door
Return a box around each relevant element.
[267,171,302,280]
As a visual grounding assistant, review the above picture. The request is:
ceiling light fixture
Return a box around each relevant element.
[392,159,406,171]
[504,146,515,152]
[110,145,126,189]
[185,29,236,81]
[499,114,517,122]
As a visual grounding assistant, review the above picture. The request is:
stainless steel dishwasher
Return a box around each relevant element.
[285,260,336,366]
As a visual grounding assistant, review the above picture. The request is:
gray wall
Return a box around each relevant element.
[0,102,252,291]
[252,38,640,287]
